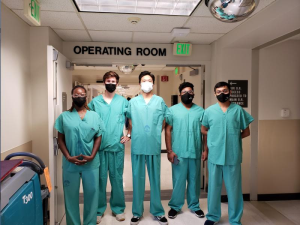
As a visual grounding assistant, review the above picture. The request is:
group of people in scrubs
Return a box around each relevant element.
[55,70,253,225]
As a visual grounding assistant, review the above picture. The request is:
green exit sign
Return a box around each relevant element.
[24,0,41,26]
[173,43,192,56]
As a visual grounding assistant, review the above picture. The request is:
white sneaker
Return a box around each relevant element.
[114,213,125,221]
[96,215,102,224]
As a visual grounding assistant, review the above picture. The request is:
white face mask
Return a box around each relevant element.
[141,81,153,93]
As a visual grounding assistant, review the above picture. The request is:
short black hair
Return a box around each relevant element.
[71,85,87,95]
[179,82,194,93]
[214,81,231,93]
[139,71,155,84]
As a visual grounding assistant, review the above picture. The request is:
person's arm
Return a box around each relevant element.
[165,124,177,163]
[81,136,102,162]
[58,132,86,165]
[241,126,250,139]
[162,119,166,132]
[121,119,131,143]
[201,125,209,135]
[202,134,208,161]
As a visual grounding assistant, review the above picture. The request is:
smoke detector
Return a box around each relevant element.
[128,17,141,25]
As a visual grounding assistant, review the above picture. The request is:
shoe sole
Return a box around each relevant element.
[191,210,205,218]
[154,217,168,225]
[130,221,140,225]
[168,215,177,219]
[112,213,125,221]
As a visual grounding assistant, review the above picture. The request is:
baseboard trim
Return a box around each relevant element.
[221,194,250,202]
[257,193,300,201]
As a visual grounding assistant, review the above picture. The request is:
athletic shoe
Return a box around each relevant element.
[113,212,125,221]
[154,215,168,225]
[130,216,141,225]
[168,208,178,219]
[204,219,218,225]
[193,209,205,218]
[96,215,102,224]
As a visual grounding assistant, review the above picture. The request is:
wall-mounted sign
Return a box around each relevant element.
[175,67,179,75]
[173,43,192,56]
[228,80,248,108]
[24,0,41,26]
[161,76,169,82]
[73,46,167,57]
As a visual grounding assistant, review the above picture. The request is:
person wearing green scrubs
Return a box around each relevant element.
[127,71,168,225]
[165,82,206,219]
[88,71,130,223]
[201,82,254,225]
[55,85,104,225]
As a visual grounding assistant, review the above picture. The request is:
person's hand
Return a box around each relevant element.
[80,154,94,163]
[202,150,208,161]
[167,151,178,163]
[67,155,87,165]
[120,136,131,144]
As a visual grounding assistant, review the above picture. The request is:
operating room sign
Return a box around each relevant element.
[73,46,167,57]
[228,80,248,108]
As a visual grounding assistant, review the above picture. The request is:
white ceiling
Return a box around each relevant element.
[3,0,277,45]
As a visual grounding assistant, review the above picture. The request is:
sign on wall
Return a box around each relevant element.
[228,80,248,108]
[24,0,41,26]
[161,76,169,82]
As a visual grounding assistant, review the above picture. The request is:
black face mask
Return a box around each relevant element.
[181,93,194,104]
[217,93,230,103]
[72,97,86,107]
[105,84,116,93]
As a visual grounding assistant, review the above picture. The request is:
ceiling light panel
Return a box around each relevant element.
[74,0,202,16]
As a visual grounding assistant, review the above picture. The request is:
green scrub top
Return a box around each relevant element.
[166,103,204,159]
[88,94,128,152]
[126,95,168,155]
[202,103,254,166]
[54,109,104,172]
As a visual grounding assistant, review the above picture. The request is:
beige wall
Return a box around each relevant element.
[1,4,32,154]
[257,40,300,194]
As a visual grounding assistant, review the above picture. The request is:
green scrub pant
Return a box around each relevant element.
[131,154,165,217]
[63,168,99,225]
[206,162,243,225]
[168,158,201,212]
[97,151,125,216]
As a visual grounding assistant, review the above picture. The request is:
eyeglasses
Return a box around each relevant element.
[72,94,86,98]
[181,90,194,95]
[216,89,229,95]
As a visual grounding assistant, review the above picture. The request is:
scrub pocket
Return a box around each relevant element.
[153,109,163,125]
[117,113,125,124]
[83,127,98,143]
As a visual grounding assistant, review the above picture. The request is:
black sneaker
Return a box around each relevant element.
[204,219,218,225]
[194,209,205,218]
[130,216,141,225]
[154,215,168,225]
[168,208,178,219]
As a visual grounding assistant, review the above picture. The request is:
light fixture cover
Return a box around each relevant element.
[171,28,191,37]
[74,0,202,16]
[118,65,137,74]
[206,0,259,23]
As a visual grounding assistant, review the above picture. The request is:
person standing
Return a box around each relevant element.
[201,82,254,225]
[165,82,206,219]
[55,85,104,225]
[127,71,168,225]
[88,71,130,223]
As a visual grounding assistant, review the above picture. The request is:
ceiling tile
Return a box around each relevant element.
[80,13,189,32]
[184,17,242,34]
[54,29,91,41]
[191,1,212,17]
[2,0,23,10]
[39,0,76,12]
[89,31,133,43]
[41,11,85,29]
[174,33,224,44]
[133,32,173,44]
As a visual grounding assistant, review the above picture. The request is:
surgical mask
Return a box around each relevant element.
[216,93,230,103]
[72,97,86,107]
[181,93,194,104]
[141,82,153,93]
[105,83,116,93]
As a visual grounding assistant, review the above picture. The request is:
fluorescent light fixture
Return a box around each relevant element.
[73,0,202,16]
[118,65,137,74]
[171,28,190,37]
